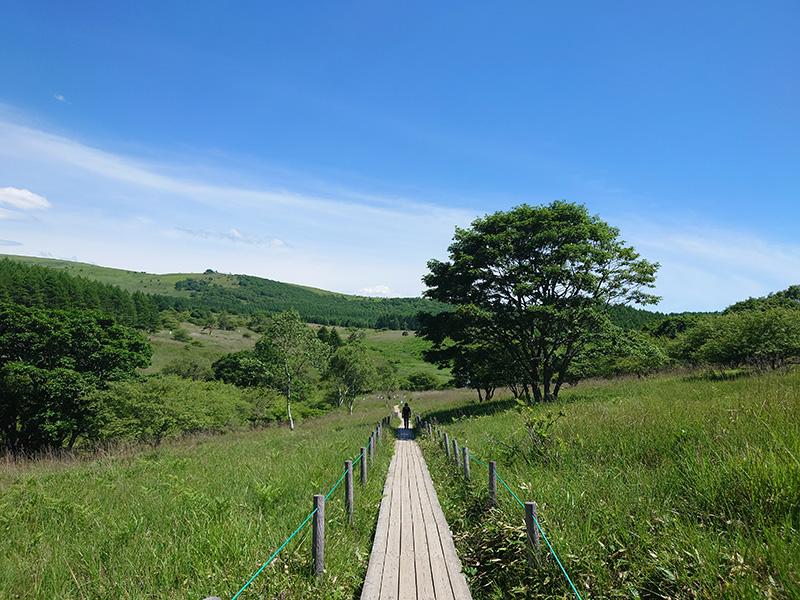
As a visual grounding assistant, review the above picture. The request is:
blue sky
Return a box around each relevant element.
[1,1,798,313]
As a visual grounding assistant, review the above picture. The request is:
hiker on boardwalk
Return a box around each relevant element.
[402,403,411,429]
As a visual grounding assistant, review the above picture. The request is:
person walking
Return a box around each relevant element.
[402,402,411,429]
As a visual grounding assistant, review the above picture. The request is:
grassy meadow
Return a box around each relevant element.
[0,399,398,600]
[413,370,800,599]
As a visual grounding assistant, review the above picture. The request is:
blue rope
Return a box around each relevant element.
[229,423,386,599]
[230,508,318,600]
[458,450,584,600]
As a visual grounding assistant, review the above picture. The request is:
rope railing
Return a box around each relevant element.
[211,415,392,600]
[423,418,584,600]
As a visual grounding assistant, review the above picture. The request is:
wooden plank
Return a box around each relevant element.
[361,440,398,600]
[398,442,416,600]
[362,422,472,600]
[409,446,436,600]
[410,443,457,600]
[414,445,473,600]
[378,444,402,600]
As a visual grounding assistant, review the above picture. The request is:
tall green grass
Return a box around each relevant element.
[0,399,395,600]
[416,371,800,599]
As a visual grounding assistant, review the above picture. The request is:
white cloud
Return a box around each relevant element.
[358,285,394,296]
[0,187,51,219]
[54,94,66,102]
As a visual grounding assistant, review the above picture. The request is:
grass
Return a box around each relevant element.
[144,321,257,374]
[363,329,451,385]
[414,370,800,599]
[0,398,396,600]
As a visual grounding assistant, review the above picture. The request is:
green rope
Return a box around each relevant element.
[459,450,585,600]
[230,508,318,600]
[229,425,382,599]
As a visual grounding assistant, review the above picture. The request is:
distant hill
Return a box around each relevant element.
[0,254,447,329]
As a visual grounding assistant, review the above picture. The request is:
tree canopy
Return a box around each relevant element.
[0,303,152,451]
[254,309,327,430]
[421,201,660,402]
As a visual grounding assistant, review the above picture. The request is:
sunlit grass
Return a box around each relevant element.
[0,399,395,600]
[417,370,800,599]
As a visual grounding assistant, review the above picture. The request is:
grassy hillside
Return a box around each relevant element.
[0,254,447,329]
[413,370,800,599]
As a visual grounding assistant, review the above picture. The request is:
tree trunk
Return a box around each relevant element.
[286,366,294,431]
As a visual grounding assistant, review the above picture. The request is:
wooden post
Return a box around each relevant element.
[369,435,374,466]
[452,438,459,466]
[345,460,354,523]
[489,461,497,507]
[360,447,367,485]
[313,494,325,584]
[462,446,470,483]
[444,432,451,460]
[525,501,541,566]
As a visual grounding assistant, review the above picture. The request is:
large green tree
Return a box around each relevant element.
[0,303,152,451]
[254,309,327,430]
[421,201,660,403]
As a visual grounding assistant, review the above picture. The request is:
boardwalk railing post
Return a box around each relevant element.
[313,494,325,584]
[360,447,368,485]
[489,461,497,507]
[525,501,541,567]
[345,460,354,523]
[444,432,451,460]
[462,446,470,483]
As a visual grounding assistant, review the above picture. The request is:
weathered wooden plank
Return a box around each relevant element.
[362,422,472,600]
[410,442,457,600]
[414,444,473,600]
[398,444,416,600]
[408,447,437,600]
[361,440,398,600]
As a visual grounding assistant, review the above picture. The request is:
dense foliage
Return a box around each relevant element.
[0,259,160,331]
[421,201,660,402]
[164,273,448,329]
[0,303,152,451]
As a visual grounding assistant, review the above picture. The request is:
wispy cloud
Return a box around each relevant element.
[175,227,289,247]
[54,94,67,103]
[0,187,51,219]
[0,239,23,246]
[622,218,800,312]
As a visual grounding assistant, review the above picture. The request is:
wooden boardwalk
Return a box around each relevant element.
[361,422,472,600]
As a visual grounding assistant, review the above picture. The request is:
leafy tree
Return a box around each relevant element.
[326,337,377,414]
[698,307,800,370]
[404,370,439,391]
[419,310,513,401]
[375,363,400,407]
[93,375,251,446]
[254,309,327,430]
[569,328,668,379]
[212,350,269,387]
[421,201,659,403]
[0,303,152,451]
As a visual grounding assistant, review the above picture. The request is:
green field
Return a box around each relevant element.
[144,323,450,385]
[0,399,400,600]
[413,370,800,599]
